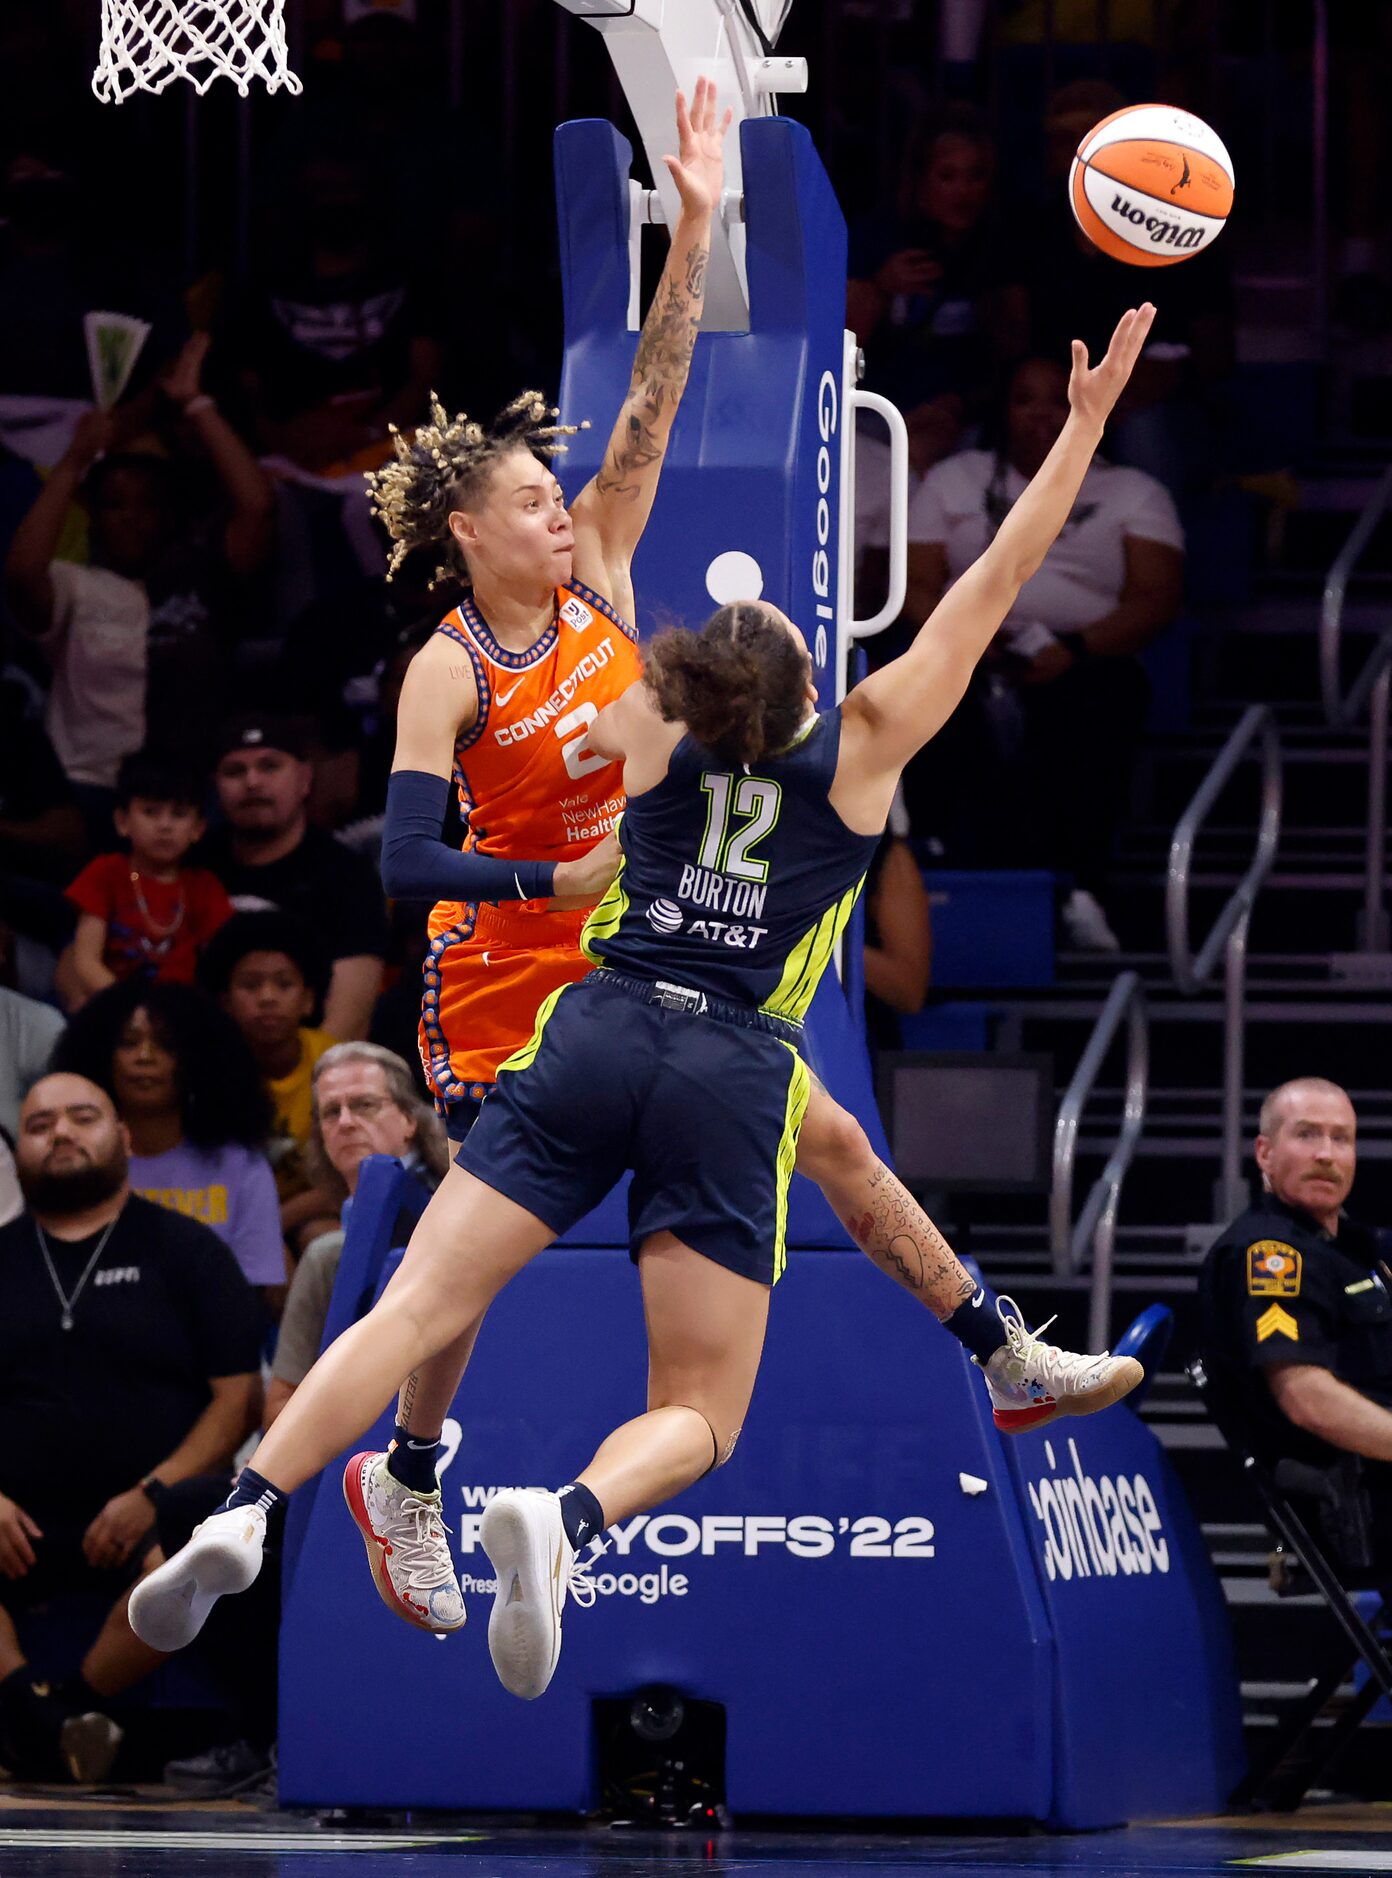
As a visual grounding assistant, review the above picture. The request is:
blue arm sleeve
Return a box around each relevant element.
[380,770,556,903]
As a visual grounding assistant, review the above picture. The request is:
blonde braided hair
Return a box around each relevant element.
[365,390,587,586]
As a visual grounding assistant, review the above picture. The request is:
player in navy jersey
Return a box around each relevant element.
[132,303,1154,1697]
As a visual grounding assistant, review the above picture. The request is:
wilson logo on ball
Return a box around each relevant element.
[1108,194,1207,251]
[1069,103,1234,268]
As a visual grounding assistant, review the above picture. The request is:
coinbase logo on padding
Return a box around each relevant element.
[647,898,684,935]
[1026,1437,1170,1582]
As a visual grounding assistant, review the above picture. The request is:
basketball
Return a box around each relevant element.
[1068,103,1234,267]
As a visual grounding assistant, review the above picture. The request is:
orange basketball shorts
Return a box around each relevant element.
[419,900,592,1107]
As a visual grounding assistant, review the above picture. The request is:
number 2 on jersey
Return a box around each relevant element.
[697,772,782,881]
[554,704,607,781]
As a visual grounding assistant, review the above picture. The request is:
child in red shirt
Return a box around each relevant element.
[64,754,232,1004]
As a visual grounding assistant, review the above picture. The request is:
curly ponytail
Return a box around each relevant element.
[644,603,810,766]
[365,390,586,586]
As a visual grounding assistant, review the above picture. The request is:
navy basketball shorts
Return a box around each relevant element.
[441,1092,485,1144]
[454,973,811,1285]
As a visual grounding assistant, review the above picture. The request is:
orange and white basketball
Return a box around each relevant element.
[1069,104,1234,267]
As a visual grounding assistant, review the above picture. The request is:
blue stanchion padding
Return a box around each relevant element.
[279,1240,1053,1817]
[1113,1304,1175,1413]
[279,1166,1245,1823]
[999,1416,1246,1826]
[922,871,1056,989]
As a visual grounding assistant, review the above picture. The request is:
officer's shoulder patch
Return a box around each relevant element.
[1247,1240,1302,1298]
[1255,1302,1300,1344]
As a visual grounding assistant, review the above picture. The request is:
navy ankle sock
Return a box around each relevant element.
[944,1283,1009,1364]
[221,1466,287,1521]
[556,1481,605,1551]
[387,1425,441,1493]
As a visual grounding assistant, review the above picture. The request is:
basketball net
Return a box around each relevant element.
[92,0,303,103]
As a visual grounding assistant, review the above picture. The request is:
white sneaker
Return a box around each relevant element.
[128,1505,267,1652]
[479,1489,599,1700]
[342,1451,464,1634]
[977,1296,1143,1434]
[1060,888,1121,953]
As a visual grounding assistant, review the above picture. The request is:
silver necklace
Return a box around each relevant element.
[34,1218,118,1331]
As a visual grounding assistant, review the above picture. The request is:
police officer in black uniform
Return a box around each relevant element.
[1198,1076,1392,1558]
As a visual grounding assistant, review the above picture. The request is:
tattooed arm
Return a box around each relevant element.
[570,78,731,620]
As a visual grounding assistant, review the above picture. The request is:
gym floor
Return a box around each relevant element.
[1,1796,1390,1876]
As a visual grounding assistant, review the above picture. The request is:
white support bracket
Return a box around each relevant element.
[555,0,799,330]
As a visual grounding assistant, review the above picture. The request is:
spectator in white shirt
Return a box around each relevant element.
[900,354,1184,949]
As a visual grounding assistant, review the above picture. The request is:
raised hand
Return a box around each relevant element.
[61,408,118,474]
[160,330,213,409]
[1068,303,1157,430]
[662,76,733,221]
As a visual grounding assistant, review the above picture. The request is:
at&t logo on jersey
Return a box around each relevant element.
[647,897,684,935]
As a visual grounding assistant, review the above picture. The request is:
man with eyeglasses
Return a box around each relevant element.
[266,1044,447,1429]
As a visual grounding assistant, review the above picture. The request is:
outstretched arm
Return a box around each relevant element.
[835,305,1156,816]
[570,79,731,616]
[160,334,276,580]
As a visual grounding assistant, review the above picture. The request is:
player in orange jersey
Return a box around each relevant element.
[326,80,1023,1634]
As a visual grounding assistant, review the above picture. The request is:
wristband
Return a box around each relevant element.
[139,1474,168,1508]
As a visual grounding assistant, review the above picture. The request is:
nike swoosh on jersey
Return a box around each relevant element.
[494,681,523,707]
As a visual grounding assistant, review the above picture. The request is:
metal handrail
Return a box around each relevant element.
[1319,463,1392,952]
[1320,464,1392,726]
[1166,704,1283,1220]
[1050,970,1148,1354]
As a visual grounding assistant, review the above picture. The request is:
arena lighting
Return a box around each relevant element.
[553,0,808,328]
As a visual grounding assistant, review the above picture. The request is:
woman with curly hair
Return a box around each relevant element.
[52,980,285,1303]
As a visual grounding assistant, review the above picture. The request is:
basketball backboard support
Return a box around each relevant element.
[554,0,807,329]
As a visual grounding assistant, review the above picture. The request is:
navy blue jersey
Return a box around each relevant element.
[581,710,880,1020]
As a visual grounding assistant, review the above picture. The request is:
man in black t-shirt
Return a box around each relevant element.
[200,712,388,1040]
[0,1073,261,1781]
[1198,1078,1392,1565]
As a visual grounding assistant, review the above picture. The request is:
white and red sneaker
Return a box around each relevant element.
[978,1296,1143,1434]
[342,1451,465,1634]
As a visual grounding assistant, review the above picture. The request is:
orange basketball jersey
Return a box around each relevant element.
[420,581,642,1105]
[438,582,639,863]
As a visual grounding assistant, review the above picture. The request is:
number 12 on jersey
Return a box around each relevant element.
[697,772,782,882]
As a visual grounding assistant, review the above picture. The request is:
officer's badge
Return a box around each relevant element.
[1247,1240,1302,1297]
[1255,1303,1300,1343]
